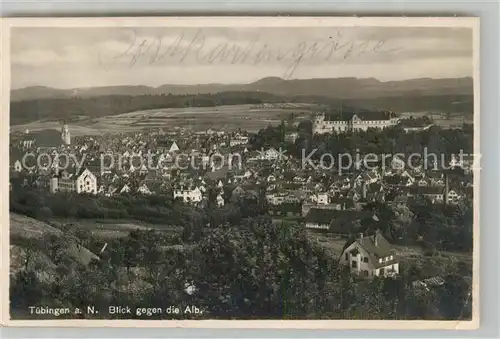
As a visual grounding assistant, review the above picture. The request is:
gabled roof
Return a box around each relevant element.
[232,186,245,195]
[169,141,180,152]
[355,111,395,121]
[356,232,392,259]
[76,167,97,178]
[344,232,396,268]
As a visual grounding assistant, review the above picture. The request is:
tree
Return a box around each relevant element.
[10,271,46,313]
[37,206,53,219]
[191,218,340,319]
[43,234,67,265]
[438,275,471,319]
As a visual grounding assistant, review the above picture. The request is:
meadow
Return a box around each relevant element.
[10,103,315,136]
[10,103,472,138]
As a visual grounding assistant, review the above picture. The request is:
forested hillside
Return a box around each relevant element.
[10,92,473,125]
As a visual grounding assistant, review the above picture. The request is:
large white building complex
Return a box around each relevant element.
[50,168,98,195]
[313,110,400,134]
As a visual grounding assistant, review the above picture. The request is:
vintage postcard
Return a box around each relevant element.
[1,17,480,329]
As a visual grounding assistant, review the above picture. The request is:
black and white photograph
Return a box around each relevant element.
[2,17,479,328]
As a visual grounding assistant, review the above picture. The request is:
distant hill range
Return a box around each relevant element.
[10,77,474,126]
[11,77,473,102]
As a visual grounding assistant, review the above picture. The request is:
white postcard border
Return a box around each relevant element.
[0,16,480,329]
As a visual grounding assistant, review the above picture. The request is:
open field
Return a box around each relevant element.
[84,103,313,133]
[399,111,473,128]
[10,121,104,136]
[49,217,183,239]
[306,231,349,257]
[10,213,99,269]
[10,103,315,135]
[10,213,62,238]
[10,104,472,137]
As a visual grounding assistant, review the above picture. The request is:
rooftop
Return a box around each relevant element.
[323,109,397,122]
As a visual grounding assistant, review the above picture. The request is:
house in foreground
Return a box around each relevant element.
[340,231,399,278]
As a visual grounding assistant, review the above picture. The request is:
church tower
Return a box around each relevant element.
[61,123,71,145]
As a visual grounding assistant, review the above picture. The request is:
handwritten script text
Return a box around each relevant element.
[99,29,400,79]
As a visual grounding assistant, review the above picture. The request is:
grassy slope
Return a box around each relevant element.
[10,213,100,271]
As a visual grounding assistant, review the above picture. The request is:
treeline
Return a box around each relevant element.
[10,91,285,125]
[362,199,473,253]
[352,94,473,114]
[10,188,191,225]
[10,91,473,125]
[9,185,268,228]
[399,116,434,127]
[10,217,472,320]
[409,198,473,252]
[10,182,473,254]
[308,124,474,162]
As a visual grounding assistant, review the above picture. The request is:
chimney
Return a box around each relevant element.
[444,173,449,204]
[374,230,379,246]
[362,183,368,199]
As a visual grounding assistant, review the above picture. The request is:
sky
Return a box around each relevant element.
[11,26,473,89]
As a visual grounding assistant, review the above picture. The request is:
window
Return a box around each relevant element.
[363,257,369,263]
[351,261,357,269]
[380,268,385,276]
[345,253,348,260]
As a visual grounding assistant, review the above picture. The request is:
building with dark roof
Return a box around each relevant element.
[339,230,399,278]
[304,208,339,230]
[304,208,374,233]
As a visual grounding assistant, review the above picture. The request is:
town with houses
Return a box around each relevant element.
[7,23,477,322]
[9,111,475,279]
